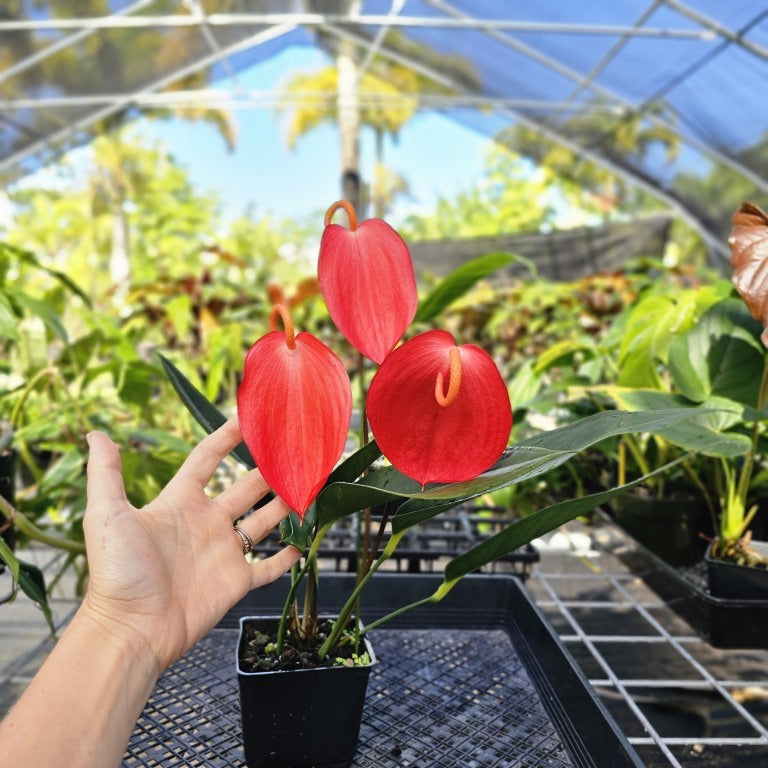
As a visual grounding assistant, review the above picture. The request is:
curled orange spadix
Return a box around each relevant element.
[237,304,352,519]
[366,330,512,486]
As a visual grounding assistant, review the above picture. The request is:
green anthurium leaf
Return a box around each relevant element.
[443,455,687,583]
[327,440,382,485]
[0,536,20,583]
[657,422,751,458]
[616,288,724,389]
[601,388,744,432]
[668,298,765,406]
[594,388,757,457]
[317,408,711,529]
[414,252,531,324]
[158,353,255,469]
[279,504,317,551]
[17,558,55,634]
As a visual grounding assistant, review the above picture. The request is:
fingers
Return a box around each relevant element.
[250,545,302,590]
[215,468,271,521]
[86,432,128,505]
[173,419,242,488]
[237,495,293,545]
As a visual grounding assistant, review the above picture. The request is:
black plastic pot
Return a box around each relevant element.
[706,540,768,600]
[123,573,646,766]
[219,573,643,767]
[598,512,768,649]
[610,492,711,567]
[237,616,375,768]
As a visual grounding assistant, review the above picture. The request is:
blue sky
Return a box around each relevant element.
[139,46,492,227]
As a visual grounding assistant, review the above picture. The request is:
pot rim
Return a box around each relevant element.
[705,538,768,569]
[235,614,377,677]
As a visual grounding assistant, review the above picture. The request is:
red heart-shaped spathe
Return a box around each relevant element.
[319,204,417,364]
[366,330,512,485]
[237,323,352,519]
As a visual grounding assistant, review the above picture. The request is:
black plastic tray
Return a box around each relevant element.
[124,574,641,767]
[597,516,768,649]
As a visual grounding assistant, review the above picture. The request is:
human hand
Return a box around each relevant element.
[79,419,301,673]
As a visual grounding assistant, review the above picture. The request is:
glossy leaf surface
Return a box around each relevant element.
[237,330,352,518]
[159,354,255,469]
[366,330,512,485]
[316,407,708,529]
[595,388,753,458]
[443,456,685,582]
[319,217,417,363]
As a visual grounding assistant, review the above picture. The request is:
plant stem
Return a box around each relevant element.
[0,498,85,555]
[359,596,434,634]
[317,529,405,660]
[46,551,77,594]
[301,557,318,639]
[356,351,371,568]
[621,434,651,479]
[681,458,717,535]
[735,352,768,516]
[276,524,329,653]
[359,579,459,635]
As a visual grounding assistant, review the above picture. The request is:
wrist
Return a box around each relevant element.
[75,596,163,681]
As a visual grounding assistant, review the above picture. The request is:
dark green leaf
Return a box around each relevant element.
[279,505,317,551]
[326,440,382,485]
[599,388,756,457]
[317,408,709,529]
[158,354,255,468]
[443,456,685,582]
[17,558,55,634]
[669,299,765,406]
[414,252,532,324]
[0,536,19,582]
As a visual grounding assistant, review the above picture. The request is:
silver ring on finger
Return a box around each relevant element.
[234,525,254,556]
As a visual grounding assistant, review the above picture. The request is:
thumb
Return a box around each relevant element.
[86,431,128,506]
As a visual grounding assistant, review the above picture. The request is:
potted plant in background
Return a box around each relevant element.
[164,199,712,768]
[524,276,738,566]
[702,201,768,598]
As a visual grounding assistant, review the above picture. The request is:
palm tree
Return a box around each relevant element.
[279,30,478,218]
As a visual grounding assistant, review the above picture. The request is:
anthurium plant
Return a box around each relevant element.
[163,199,711,665]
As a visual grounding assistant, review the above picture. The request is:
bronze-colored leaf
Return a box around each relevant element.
[729,202,768,346]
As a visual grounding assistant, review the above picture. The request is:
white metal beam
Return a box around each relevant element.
[0,14,717,38]
[321,22,730,259]
[662,0,768,60]
[0,24,298,177]
[561,0,664,108]
[0,91,627,113]
[0,0,155,86]
[356,0,406,80]
[427,0,768,195]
